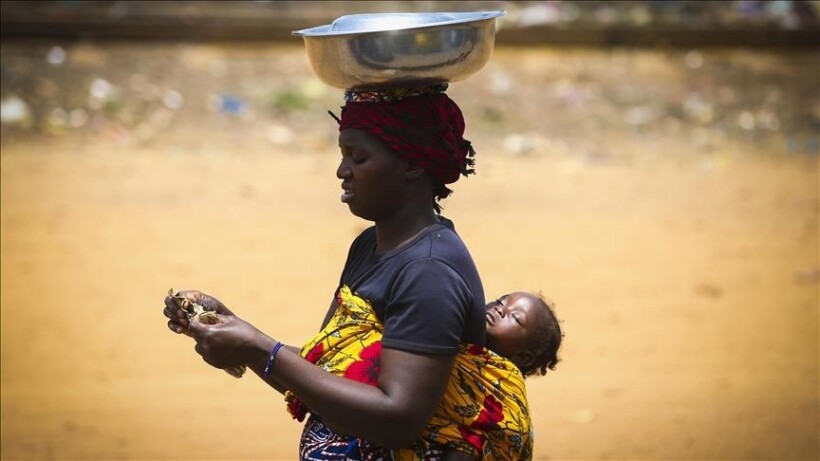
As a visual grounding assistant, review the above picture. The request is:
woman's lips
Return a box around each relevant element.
[341,185,353,203]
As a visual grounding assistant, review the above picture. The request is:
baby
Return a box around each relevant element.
[441,291,563,460]
[286,286,563,460]
[484,291,562,377]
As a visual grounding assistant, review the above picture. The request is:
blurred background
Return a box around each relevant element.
[1,1,818,460]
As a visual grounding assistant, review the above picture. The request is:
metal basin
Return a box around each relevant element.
[293,11,505,90]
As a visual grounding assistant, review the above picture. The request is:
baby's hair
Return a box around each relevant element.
[521,293,563,378]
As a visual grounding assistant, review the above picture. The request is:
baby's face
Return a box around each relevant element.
[485,292,543,361]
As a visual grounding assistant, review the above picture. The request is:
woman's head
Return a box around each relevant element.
[334,85,475,214]
[336,128,427,221]
[485,291,563,377]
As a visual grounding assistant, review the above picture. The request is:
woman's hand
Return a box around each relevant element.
[187,314,270,370]
[163,289,235,334]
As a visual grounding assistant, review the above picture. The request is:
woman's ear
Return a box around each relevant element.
[512,351,535,370]
[404,162,425,180]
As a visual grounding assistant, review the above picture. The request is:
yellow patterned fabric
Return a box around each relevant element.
[285,286,533,460]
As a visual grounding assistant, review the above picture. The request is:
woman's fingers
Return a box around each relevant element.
[185,318,208,340]
[164,308,187,331]
[167,320,185,334]
[163,296,189,327]
[192,333,225,369]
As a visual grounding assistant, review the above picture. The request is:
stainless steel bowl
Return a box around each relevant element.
[293,11,505,90]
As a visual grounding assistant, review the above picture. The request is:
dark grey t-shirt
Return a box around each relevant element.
[337,218,486,355]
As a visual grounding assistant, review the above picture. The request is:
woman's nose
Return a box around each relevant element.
[336,159,351,179]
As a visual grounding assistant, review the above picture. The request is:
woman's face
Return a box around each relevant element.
[336,128,409,221]
[485,292,543,362]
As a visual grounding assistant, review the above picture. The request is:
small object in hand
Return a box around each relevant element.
[169,288,220,324]
[168,288,247,378]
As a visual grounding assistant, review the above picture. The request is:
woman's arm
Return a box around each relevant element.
[442,449,478,461]
[188,316,455,449]
[164,291,298,396]
[272,346,454,448]
[248,344,301,395]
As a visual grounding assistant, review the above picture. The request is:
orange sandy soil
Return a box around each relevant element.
[1,44,818,460]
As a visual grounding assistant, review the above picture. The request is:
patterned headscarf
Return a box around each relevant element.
[332,84,475,186]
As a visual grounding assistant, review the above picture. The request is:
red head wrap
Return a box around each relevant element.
[335,85,475,185]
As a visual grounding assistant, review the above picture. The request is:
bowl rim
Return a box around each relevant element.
[292,10,505,37]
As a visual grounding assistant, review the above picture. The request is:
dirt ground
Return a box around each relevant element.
[1,42,818,460]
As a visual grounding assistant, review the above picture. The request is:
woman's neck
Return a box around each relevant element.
[373,208,439,254]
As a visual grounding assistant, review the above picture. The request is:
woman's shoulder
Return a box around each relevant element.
[425,221,472,261]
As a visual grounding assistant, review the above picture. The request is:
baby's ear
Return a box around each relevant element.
[512,351,535,370]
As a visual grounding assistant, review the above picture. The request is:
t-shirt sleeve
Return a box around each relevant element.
[381,258,473,355]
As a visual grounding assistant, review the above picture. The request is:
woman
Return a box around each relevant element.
[283,286,562,459]
[164,85,488,458]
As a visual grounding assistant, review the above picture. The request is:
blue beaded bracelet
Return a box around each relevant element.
[263,341,284,377]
